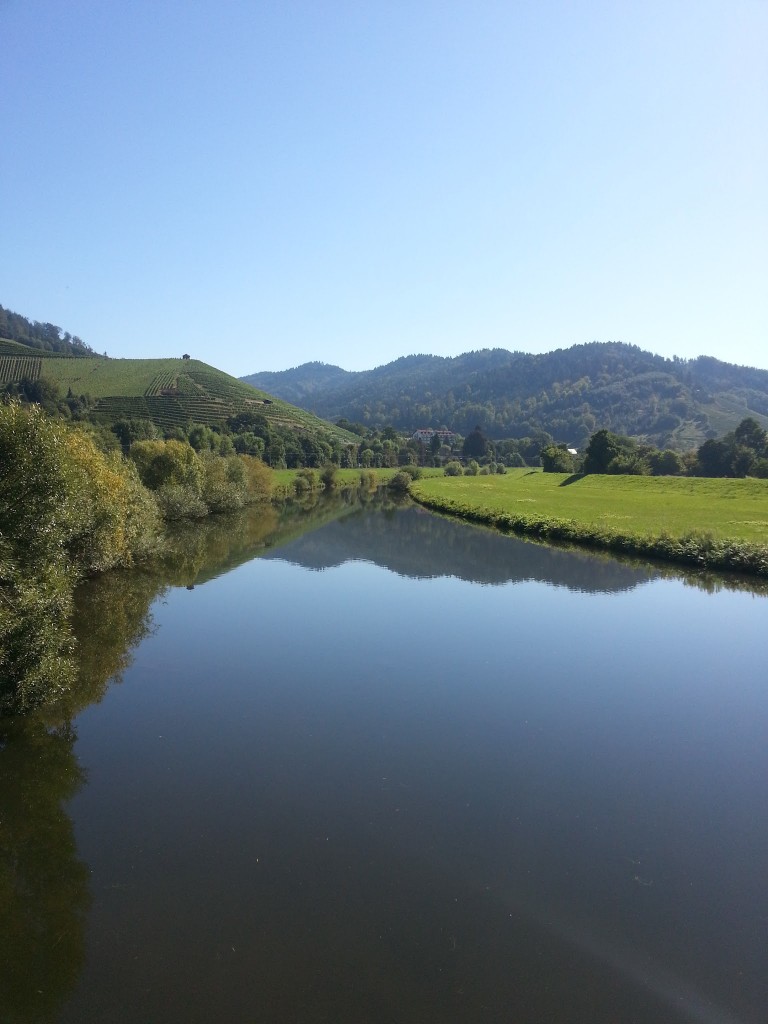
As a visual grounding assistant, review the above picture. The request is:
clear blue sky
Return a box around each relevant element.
[2,0,766,376]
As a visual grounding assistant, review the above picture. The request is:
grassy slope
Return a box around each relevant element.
[0,350,355,440]
[410,470,768,574]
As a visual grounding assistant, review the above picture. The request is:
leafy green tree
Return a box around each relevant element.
[233,432,266,458]
[540,445,575,473]
[129,439,203,492]
[111,418,158,453]
[734,417,768,455]
[648,449,684,476]
[583,429,647,474]
[462,426,490,460]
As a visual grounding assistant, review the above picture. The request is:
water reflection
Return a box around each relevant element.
[0,717,89,1023]
[4,493,766,716]
[264,502,660,592]
[2,493,767,1023]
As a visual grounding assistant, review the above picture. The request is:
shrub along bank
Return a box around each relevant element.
[409,470,768,577]
[0,402,273,712]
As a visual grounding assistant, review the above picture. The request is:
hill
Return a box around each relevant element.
[0,345,354,442]
[242,343,768,449]
[0,303,94,355]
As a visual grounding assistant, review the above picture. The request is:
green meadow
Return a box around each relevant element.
[410,470,768,576]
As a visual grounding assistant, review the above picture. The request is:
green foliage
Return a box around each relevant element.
[694,418,768,478]
[541,444,575,473]
[320,464,339,490]
[112,417,159,452]
[199,453,247,513]
[462,425,491,460]
[444,460,463,476]
[0,403,160,711]
[387,471,413,493]
[129,439,203,492]
[0,303,93,354]
[648,449,684,476]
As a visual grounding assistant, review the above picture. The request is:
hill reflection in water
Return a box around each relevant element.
[263,501,658,594]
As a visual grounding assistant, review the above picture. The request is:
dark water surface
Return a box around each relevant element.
[3,496,767,1023]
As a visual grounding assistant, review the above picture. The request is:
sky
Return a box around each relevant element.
[1,0,766,377]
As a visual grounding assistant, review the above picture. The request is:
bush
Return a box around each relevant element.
[320,464,338,490]
[238,455,272,502]
[387,471,412,493]
[130,439,203,493]
[444,461,463,476]
[153,484,208,520]
[200,453,248,513]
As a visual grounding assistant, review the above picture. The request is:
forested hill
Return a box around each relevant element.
[0,304,95,355]
[242,343,768,449]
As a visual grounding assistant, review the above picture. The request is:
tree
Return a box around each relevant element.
[582,429,644,474]
[129,439,203,493]
[540,445,575,473]
[462,426,490,460]
[734,417,768,456]
[648,449,684,476]
[111,418,158,453]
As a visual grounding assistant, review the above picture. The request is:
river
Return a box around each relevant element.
[2,492,767,1024]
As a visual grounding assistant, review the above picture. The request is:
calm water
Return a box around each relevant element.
[3,495,767,1024]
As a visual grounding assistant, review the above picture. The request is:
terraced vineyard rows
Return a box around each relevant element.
[0,355,42,383]
[4,351,357,441]
[144,370,180,396]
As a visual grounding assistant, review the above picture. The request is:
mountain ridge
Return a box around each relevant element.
[242,342,768,449]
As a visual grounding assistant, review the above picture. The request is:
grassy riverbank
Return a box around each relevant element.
[410,470,768,576]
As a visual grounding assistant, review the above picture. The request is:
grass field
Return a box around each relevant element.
[410,470,768,576]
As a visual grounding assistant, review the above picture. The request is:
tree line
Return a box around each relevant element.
[539,419,768,478]
[0,304,94,355]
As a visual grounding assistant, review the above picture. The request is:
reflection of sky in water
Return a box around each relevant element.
[57,507,768,1023]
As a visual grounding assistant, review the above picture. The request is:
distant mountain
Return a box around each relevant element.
[242,343,768,449]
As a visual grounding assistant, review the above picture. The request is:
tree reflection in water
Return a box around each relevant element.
[0,717,89,1023]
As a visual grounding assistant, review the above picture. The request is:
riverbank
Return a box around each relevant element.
[410,470,768,577]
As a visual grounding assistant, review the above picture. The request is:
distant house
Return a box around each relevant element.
[182,353,190,360]
[411,428,456,445]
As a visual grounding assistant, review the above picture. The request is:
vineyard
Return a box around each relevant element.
[0,339,40,356]
[6,352,355,440]
[0,355,43,384]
